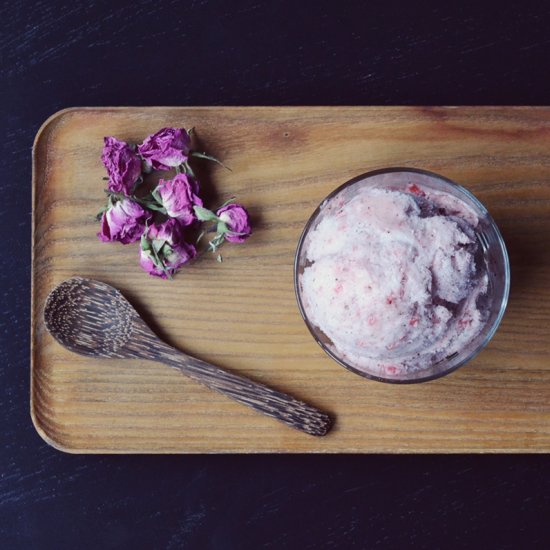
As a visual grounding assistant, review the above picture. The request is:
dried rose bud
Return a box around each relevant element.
[152,174,202,226]
[137,128,191,171]
[139,219,196,279]
[101,137,142,195]
[216,204,252,243]
[97,197,151,244]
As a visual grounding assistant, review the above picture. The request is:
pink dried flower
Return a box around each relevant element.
[97,197,150,244]
[101,137,142,195]
[139,219,196,278]
[216,203,252,243]
[137,128,191,171]
[153,173,202,226]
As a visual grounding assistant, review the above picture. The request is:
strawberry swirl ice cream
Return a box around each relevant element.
[297,179,491,379]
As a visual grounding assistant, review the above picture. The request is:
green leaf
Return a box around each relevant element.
[151,240,171,279]
[208,232,226,253]
[148,203,167,214]
[217,196,236,209]
[151,245,162,265]
[194,205,219,222]
[216,254,223,263]
[191,151,232,171]
[96,201,110,220]
[151,187,161,204]
[133,195,167,214]
[196,230,205,244]
[216,221,229,234]
[152,238,165,254]
[105,190,126,204]
[181,161,196,179]
[140,239,152,256]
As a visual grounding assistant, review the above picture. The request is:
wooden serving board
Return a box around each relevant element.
[32,107,550,453]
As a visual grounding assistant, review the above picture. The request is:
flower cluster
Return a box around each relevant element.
[97,128,251,278]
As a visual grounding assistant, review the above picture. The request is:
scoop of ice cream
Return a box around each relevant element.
[299,183,488,378]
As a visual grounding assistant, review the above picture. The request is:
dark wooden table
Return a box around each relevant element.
[2,1,549,547]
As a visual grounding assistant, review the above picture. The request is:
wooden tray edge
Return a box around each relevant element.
[31,108,80,452]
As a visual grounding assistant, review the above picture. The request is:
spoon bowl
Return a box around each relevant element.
[45,277,139,358]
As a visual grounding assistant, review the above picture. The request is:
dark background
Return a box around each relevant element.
[2,1,550,548]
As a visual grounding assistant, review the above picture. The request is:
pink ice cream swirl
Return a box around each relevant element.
[299,183,489,378]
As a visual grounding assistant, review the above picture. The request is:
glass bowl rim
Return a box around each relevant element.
[293,166,511,384]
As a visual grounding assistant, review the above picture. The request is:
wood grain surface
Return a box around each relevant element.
[32,106,550,453]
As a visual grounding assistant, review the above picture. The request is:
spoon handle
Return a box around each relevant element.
[156,345,332,436]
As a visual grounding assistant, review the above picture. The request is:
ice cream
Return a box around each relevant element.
[298,180,490,379]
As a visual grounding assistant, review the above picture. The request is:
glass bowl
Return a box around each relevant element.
[294,168,510,383]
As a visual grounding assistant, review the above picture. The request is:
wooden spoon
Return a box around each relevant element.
[43,277,332,436]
